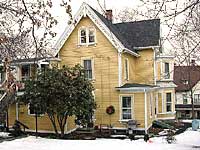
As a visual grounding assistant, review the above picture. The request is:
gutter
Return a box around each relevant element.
[123,48,140,57]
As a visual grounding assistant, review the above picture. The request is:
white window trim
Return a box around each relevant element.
[124,58,129,81]
[28,104,44,116]
[81,57,95,80]
[78,26,96,46]
[119,95,134,122]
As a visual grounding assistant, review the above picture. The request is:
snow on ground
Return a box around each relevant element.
[0,130,199,150]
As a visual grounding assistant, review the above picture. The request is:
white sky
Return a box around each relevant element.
[50,0,142,39]
[50,0,181,54]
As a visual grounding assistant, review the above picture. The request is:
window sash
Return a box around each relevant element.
[89,29,95,43]
[166,93,172,112]
[80,29,86,44]
[22,65,30,80]
[121,96,132,120]
[194,94,200,104]
[83,60,93,79]
[183,94,187,104]
[79,27,95,45]
[164,63,170,79]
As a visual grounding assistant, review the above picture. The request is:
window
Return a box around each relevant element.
[124,58,129,80]
[28,103,45,115]
[166,93,172,112]
[89,28,95,43]
[183,94,187,104]
[80,29,86,44]
[121,96,132,120]
[21,65,30,80]
[83,59,93,79]
[194,94,200,104]
[79,27,96,45]
[164,62,170,79]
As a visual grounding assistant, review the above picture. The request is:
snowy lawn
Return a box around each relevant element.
[0,129,199,150]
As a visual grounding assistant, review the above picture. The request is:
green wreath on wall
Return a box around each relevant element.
[106,105,115,115]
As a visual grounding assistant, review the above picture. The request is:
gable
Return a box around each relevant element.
[53,3,139,57]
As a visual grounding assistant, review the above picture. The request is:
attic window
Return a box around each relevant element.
[80,29,87,44]
[79,27,96,45]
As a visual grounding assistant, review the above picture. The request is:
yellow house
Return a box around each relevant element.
[6,3,176,134]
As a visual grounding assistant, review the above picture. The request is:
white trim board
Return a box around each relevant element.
[53,2,139,57]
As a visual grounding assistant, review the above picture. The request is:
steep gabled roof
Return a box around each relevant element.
[174,66,200,92]
[90,6,160,49]
[54,3,160,56]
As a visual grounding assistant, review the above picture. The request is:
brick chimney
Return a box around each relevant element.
[105,10,113,22]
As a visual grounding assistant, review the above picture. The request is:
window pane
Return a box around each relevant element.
[122,97,131,107]
[164,63,170,79]
[167,103,171,112]
[122,109,131,119]
[22,65,30,80]
[166,93,171,102]
[89,29,95,43]
[80,29,86,43]
[122,96,132,120]
[81,30,86,36]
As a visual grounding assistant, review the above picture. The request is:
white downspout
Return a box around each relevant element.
[118,52,122,87]
[16,103,19,120]
[144,89,148,134]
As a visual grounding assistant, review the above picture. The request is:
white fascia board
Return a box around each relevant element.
[53,3,85,56]
[53,2,138,57]
[116,86,160,92]
[124,48,140,57]
[156,55,175,59]
[86,5,124,52]
[134,46,160,50]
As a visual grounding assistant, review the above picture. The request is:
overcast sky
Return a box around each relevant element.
[50,0,142,37]
[50,0,179,54]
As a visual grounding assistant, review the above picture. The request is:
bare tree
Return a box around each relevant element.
[0,0,72,60]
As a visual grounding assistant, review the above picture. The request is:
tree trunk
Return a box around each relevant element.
[47,113,59,137]
[190,90,195,119]
[191,96,195,119]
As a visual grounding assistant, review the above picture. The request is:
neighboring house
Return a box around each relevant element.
[6,3,176,134]
[174,65,200,119]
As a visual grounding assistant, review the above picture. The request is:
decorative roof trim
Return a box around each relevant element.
[53,2,139,57]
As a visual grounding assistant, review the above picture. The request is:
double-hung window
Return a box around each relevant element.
[164,62,170,79]
[21,65,30,81]
[183,94,187,104]
[121,96,132,120]
[79,27,96,45]
[166,93,172,112]
[80,29,87,44]
[194,94,200,104]
[83,59,93,80]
